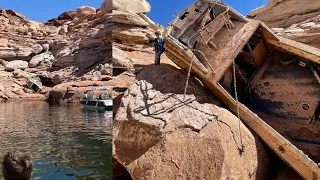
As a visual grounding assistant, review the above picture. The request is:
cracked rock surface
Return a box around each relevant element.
[113,65,270,180]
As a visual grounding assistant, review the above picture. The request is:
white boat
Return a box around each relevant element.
[80,87,112,111]
[80,99,113,111]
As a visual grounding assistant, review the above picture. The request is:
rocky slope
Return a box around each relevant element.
[248,0,320,49]
[0,4,113,101]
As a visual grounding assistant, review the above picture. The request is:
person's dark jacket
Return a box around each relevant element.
[149,38,165,53]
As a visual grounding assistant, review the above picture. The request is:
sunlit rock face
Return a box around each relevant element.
[248,0,320,49]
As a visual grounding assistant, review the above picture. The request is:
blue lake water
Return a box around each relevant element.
[0,101,112,179]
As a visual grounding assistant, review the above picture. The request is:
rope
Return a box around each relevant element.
[183,54,195,101]
[225,10,244,152]
[170,10,183,17]
[181,6,244,152]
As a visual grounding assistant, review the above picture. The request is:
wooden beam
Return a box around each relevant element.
[267,38,320,65]
[310,65,320,85]
[213,20,261,83]
[261,22,279,41]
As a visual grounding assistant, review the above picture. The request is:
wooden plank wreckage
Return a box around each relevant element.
[164,0,320,179]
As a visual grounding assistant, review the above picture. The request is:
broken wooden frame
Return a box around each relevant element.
[164,0,320,179]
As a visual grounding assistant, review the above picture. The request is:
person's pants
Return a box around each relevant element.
[154,51,162,65]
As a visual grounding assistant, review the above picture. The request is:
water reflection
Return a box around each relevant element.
[0,101,112,179]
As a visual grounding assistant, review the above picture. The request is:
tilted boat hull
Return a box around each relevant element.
[164,0,320,178]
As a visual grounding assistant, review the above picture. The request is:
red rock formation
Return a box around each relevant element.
[0,3,113,101]
[248,0,320,48]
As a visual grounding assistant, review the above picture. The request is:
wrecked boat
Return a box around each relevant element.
[164,0,320,179]
[26,76,43,93]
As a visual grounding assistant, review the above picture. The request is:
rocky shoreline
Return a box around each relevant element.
[0,4,113,103]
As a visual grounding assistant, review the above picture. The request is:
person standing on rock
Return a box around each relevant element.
[149,30,165,65]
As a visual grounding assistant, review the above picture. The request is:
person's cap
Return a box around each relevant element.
[155,30,163,35]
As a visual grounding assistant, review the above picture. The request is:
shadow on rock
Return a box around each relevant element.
[136,64,221,105]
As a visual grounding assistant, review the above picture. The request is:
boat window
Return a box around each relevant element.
[180,12,190,20]
[31,84,40,93]
[87,101,96,106]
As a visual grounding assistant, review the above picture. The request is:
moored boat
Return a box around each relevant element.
[80,87,112,111]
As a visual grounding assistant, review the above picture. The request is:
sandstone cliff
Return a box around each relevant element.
[0,4,112,101]
[0,0,173,102]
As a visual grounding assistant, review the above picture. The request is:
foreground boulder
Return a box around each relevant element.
[113,65,270,180]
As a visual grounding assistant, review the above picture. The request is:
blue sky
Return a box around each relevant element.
[147,0,269,26]
[0,0,103,22]
[0,0,268,25]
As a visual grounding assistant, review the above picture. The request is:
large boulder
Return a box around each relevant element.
[113,47,134,68]
[76,6,96,18]
[113,65,270,180]
[52,55,75,68]
[31,44,43,55]
[1,59,28,71]
[29,51,55,68]
[248,0,320,28]
[112,25,154,45]
[42,44,50,51]
[112,10,149,27]
[57,11,76,20]
[100,0,151,14]
[248,0,320,49]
